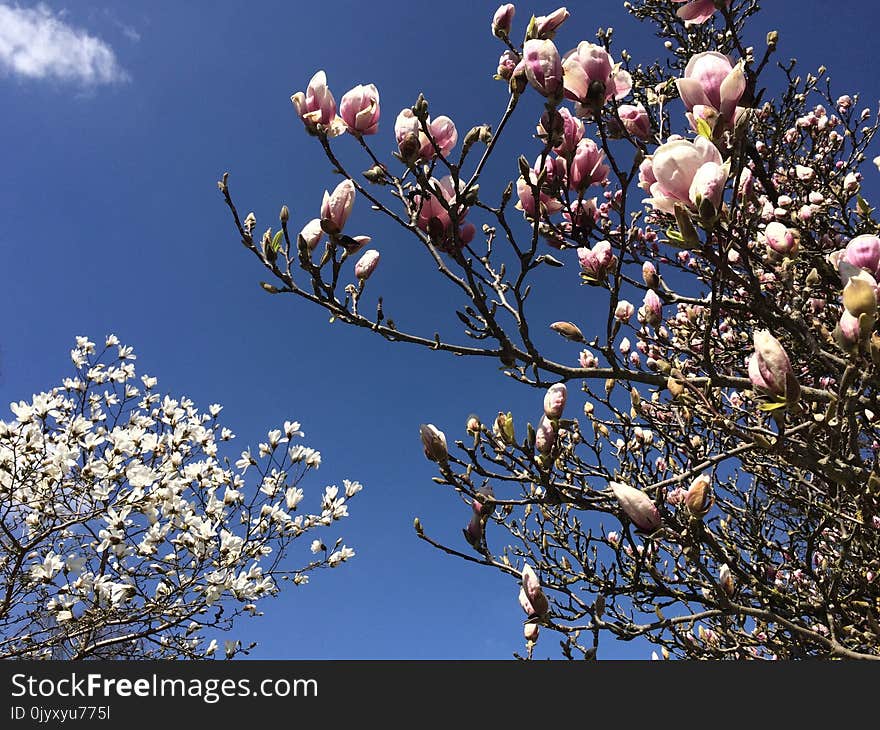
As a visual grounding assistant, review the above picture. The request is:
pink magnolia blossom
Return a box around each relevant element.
[672,0,730,26]
[562,42,632,106]
[515,155,566,219]
[497,50,518,80]
[568,138,609,192]
[615,300,634,322]
[299,218,324,252]
[617,103,651,140]
[644,136,726,214]
[320,180,356,234]
[748,330,799,401]
[537,107,584,155]
[762,222,799,256]
[533,7,569,39]
[414,175,476,249]
[291,70,346,137]
[610,481,661,532]
[464,486,494,549]
[354,249,380,281]
[676,52,746,125]
[577,240,616,280]
[519,563,549,619]
[842,234,880,278]
[521,39,563,98]
[535,415,556,454]
[563,198,599,234]
[641,290,663,327]
[339,84,380,136]
[836,310,862,350]
[543,383,567,419]
[492,4,515,37]
[394,109,458,162]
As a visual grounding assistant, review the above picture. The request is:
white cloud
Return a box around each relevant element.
[0,3,128,85]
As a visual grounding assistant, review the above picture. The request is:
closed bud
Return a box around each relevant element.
[642,261,659,290]
[550,321,585,342]
[466,414,481,435]
[843,277,877,319]
[524,623,540,642]
[684,474,713,519]
[279,205,290,224]
[719,563,735,597]
[419,423,448,463]
[520,563,550,619]
[354,249,380,281]
[610,481,661,532]
[535,415,556,454]
[543,383,567,419]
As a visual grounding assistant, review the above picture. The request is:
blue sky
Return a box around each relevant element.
[2,0,879,660]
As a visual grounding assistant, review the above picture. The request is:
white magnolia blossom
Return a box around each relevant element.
[0,336,362,659]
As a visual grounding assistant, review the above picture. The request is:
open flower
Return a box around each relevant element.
[672,0,730,26]
[414,175,476,250]
[676,52,746,127]
[340,84,380,136]
[394,109,458,162]
[291,70,346,136]
[562,42,632,107]
[577,240,616,281]
[644,136,726,214]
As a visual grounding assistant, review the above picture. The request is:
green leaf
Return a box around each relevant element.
[696,117,713,139]
[757,400,788,412]
[271,230,284,252]
[666,227,685,242]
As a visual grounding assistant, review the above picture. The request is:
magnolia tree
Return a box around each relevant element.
[221,0,880,659]
[0,336,360,659]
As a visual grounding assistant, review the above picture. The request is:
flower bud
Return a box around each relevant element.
[719,563,735,597]
[748,330,799,402]
[842,277,877,319]
[520,563,549,619]
[419,424,448,463]
[610,481,661,532]
[521,39,563,98]
[524,623,540,642]
[494,411,516,445]
[298,218,324,253]
[532,7,569,39]
[534,415,556,454]
[543,383,567,419]
[354,249,380,281]
[641,290,663,327]
[684,474,713,519]
[466,414,481,435]
[642,261,659,290]
[835,310,862,352]
[492,4,515,38]
[762,221,799,256]
[550,321,585,342]
[843,234,880,278]
[320,179,356,234]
